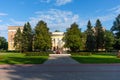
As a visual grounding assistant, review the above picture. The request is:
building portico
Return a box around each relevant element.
[51,32,65,51]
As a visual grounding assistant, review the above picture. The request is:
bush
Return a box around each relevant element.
[0,50,7,52]
[117,52,120,58]
[70,52,92,56]
[6,50,21,53]
[0,56,3,60]
[24,51,53,56]
[79,52,92,56]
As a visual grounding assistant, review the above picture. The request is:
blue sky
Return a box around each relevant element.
[0,0,120,40]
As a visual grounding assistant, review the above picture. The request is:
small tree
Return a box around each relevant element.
[0,37,8,50]
[64,22,82,52]
[14,28,22,52]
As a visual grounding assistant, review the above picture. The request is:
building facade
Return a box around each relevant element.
[8,26,23,50]
[8,26,65,51]
[51,32,65,51]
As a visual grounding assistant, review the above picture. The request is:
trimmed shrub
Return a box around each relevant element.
[70,52,92,56]
[0,56,3,60]
[79,52,92,56]
[24,51,53,56]
[117,52,120,58]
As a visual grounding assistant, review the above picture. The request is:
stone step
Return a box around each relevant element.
[49,54,71,57]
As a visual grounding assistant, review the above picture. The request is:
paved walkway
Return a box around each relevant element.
[1,54,120,80]
[44,54,79,64]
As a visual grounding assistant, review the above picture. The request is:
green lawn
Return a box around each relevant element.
[0,53,48,64]
[72,53,120,64]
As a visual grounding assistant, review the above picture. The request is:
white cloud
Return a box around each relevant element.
[29,9,79,31]
[108,5,120,14]
[97,14,116,22]
[0,13,8,16]
[10,19,25,26]
[0,12,7,23]
[96,5,120,23]
[0,30,8,40]
[0,24,9,39]
[0,20,2,22]
[0,24,8,31]
[99,5,120,22]
[55,0,72,6]
[87,5,120,26]
[39,0,72,6]
[39,0,50,3]
[1,19,26,39]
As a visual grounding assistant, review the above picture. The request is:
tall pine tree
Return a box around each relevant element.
[34,20,51,51]
[86,20,95,51]
[94,19,105,51]
[14,28,22,52]
[111,14,120,49]
[22,22,33,52]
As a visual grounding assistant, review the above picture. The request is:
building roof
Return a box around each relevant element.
[8,26,23,30]
[51,32,64,36]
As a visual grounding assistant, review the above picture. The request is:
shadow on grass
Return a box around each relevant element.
[0,56,48,64]
[72,56,120,64]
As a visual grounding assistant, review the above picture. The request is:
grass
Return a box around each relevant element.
[71,53,120,64]
[1,52,120,64]
[0,53,48,64]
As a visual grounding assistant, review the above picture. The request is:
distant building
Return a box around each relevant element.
[51,32,65,51]
[8,26,23,50]
[8,26,65,51]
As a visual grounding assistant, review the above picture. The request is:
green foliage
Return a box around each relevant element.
[104,30,115,51]
[70,52,92,56]
[81,32,87,50]
[34,20,51,51]
[13,21,51,52]
[86,20,95,51]
[85,19,114,52]
[117,53,120,58]
[14,28,22,52]
[24,52,52,56]
[22,22,33,52]
[87,20,92,29]
[55,30,60,32]
[64,22,83,52]
[111,14,120,37]
[0,37,8,50]
[94,19,105,50]
[111,14,120,49]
